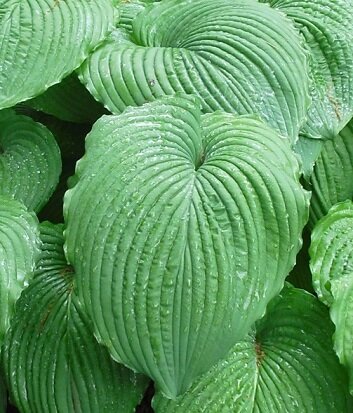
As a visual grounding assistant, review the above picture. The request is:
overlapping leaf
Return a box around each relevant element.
[2,222,149,413]
[79,0,310,141]
[309,120,353,227]
[153,284,352,412]
[0,195,40,344]
[64,95,309,398]
[27,74,107,124]
[310,201,353,393]
[0,0,117,109]
[0,110,61,212]
[261,0,353,140]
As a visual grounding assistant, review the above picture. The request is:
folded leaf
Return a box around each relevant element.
[261,0,353,140]
[153,284,352,412]
[293,135,324,179]
[0,196,40,344]
[2,222,149,413]
[309,121,353,227]
[0,110,61,212]
[0,0,117,109]
[64,95,309,398]
[79,0,310,141]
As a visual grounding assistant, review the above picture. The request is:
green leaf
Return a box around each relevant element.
[0,195,40,344]
[2,222,149,413]
[293,135,324,179]
[0,110,61,212]
[64,95,309,398]
[310,201,353,305]
[153,284,352,412]
[310,201,353,393]
[79,0,311,141]
[0,0,117,109]
[26,74,108,124]
[330,275,353,394]
[118,1,146,33]
[309,121,353,227]
[261,0,353,140]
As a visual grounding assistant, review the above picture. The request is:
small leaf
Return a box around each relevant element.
[2,222,149,413]
[293,135,324,179]
[0,110,61,212]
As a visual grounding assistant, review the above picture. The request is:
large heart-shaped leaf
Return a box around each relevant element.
[2,222,149,413]
[79,0,310,141]
[153,284,352,412]
[261,0,353,140]
[0,110,61,212]
[64,95,309,398]
[0,0,117,109]
[26,74,107,124]
[0,195,40,344]
[309,120,353,227]
[310,201,353,393]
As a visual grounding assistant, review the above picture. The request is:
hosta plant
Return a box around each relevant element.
[1,0,353,411]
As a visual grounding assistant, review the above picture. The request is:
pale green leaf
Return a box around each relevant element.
[64,95,309,398]
[153,285,352,412]
[0,0,117,109]
[0,195,40,344]
[79,0,311,141]
[118,1,147,32]
[261,0,353,140]
[293,135,324,179]
[0,109,61,212]
[310,201,353,394]
[309,121,353,227]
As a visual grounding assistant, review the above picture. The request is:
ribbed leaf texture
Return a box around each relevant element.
[0,0,117,109]
[0,109,61,212]
[309,120,353,227]
[310,201,353,394]
[27,74,107,124]
[0,195,40,344]
[261,0,353,140]
[153,284,352,412]
[2,222,149,413]
[79,0,311,141]
[64,95,309,398]
[118,1,146,32]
